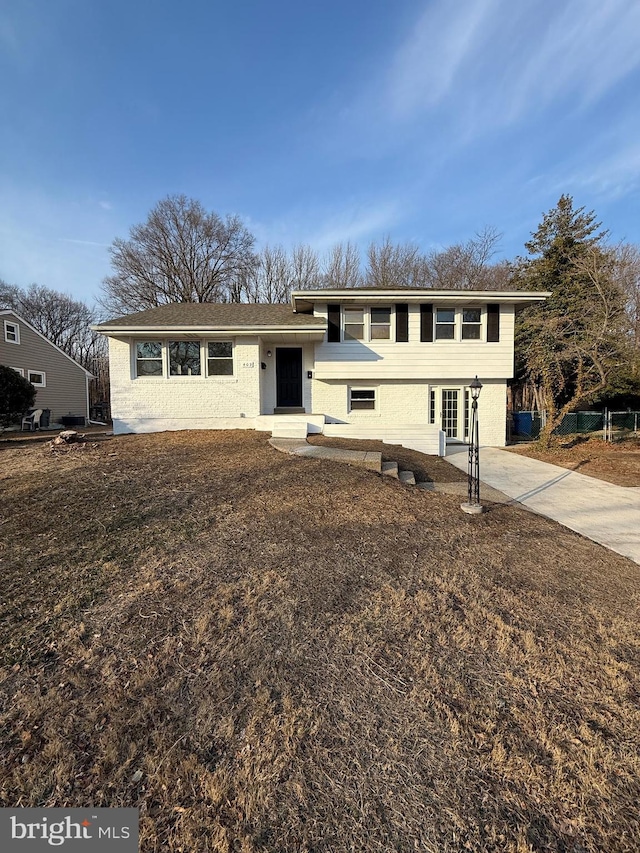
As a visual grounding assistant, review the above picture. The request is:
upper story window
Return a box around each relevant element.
[370,307,391,340]
[169,341,201,376]
[341,306,395,342]
[462,308,482,340]
[4,320,20,344]
[207,342,233,375]
[435,309,455,340]
[344,308,365,341]
[136,341,163,376]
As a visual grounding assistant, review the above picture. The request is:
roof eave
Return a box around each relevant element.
[291,289,551,308]
[93,323,327,335]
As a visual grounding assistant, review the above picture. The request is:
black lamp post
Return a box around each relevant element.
[461,375,485,514]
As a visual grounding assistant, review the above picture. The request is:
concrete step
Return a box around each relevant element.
[398,470,416,486]
[382,461,399,478]
[271,424,308,439]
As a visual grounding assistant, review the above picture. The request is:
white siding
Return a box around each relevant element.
[312,302,515,380]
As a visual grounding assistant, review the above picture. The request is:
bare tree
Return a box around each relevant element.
[426,227,505,290]
[0,282,103,368]
[290,244,321,291]
[322,242,363,289]
[243,245,294,304]
[101,195,257,315]
[616,243,640,351]
[365,237,427,288]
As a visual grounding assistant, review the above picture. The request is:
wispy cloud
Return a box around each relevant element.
[383,0,640,127]
[247,200,401,254]
[98,201,112,211]
[60,238,110,248]
[552,144,640,201]
[387,0,499,118]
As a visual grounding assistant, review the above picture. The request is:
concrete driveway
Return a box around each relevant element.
[445,445,640,565]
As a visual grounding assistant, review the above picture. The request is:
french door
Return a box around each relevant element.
[441,389,460,439]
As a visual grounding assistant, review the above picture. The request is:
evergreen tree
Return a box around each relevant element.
[514,196,627,445]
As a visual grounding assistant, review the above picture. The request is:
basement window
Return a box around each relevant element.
[136,341,163,376]
[349,388,376,411]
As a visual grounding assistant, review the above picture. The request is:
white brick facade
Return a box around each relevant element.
[109,336,262,434]
[99,290,547,450]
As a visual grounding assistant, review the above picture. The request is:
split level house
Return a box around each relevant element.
[95,288,548,456]
[1,310,92,426]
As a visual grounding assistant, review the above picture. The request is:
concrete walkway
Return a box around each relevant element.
[446,445,640,565]
[269,438,382,472]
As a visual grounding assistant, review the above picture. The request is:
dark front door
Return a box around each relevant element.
[276,348,303,407]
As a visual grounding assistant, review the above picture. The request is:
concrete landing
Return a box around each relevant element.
[269,438,382,472]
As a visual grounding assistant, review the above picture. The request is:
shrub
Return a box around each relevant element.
[0,365,36,428]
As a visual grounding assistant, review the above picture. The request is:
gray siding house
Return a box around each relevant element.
[1,310,92,425]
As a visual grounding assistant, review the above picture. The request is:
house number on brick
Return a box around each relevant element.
[241,361,255,369]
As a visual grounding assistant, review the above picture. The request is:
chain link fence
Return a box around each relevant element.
[511,409,640,442]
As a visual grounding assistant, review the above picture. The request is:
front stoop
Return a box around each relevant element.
[271,423,309,440]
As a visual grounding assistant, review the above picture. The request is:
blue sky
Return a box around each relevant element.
[1,0,639,305]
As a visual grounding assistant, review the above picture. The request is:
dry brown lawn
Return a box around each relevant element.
[1,430,639,852]
[509,436,640,487]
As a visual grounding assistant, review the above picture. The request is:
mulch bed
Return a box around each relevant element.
[509,436,640,487]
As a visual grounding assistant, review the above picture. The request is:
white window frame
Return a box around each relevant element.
[206,340,234,377]
[461,308,482,341]
[10,366,24,377]
[348,386,377,413]
[433,307,485,342]
[370,306,392,341]
[28,369,46,387]
[134,340,164,378]
[342,306,397,343]
[4,320,20,344]
[343,307,366,342]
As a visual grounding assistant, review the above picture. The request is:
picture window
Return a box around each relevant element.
[169,341,201,376]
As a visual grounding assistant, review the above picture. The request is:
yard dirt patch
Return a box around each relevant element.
[1,430,639,852]
[508,436,640,487]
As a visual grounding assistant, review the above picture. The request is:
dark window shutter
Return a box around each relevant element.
[395,303,409,342]
[327,304,341,342]
[487,304,500,342]
[420,304,433,342]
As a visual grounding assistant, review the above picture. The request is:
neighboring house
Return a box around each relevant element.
[94,288,548,455]
[0,310,92,426]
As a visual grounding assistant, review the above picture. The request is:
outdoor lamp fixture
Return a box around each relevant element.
[266,349,272,357]
[461,375,485,515]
